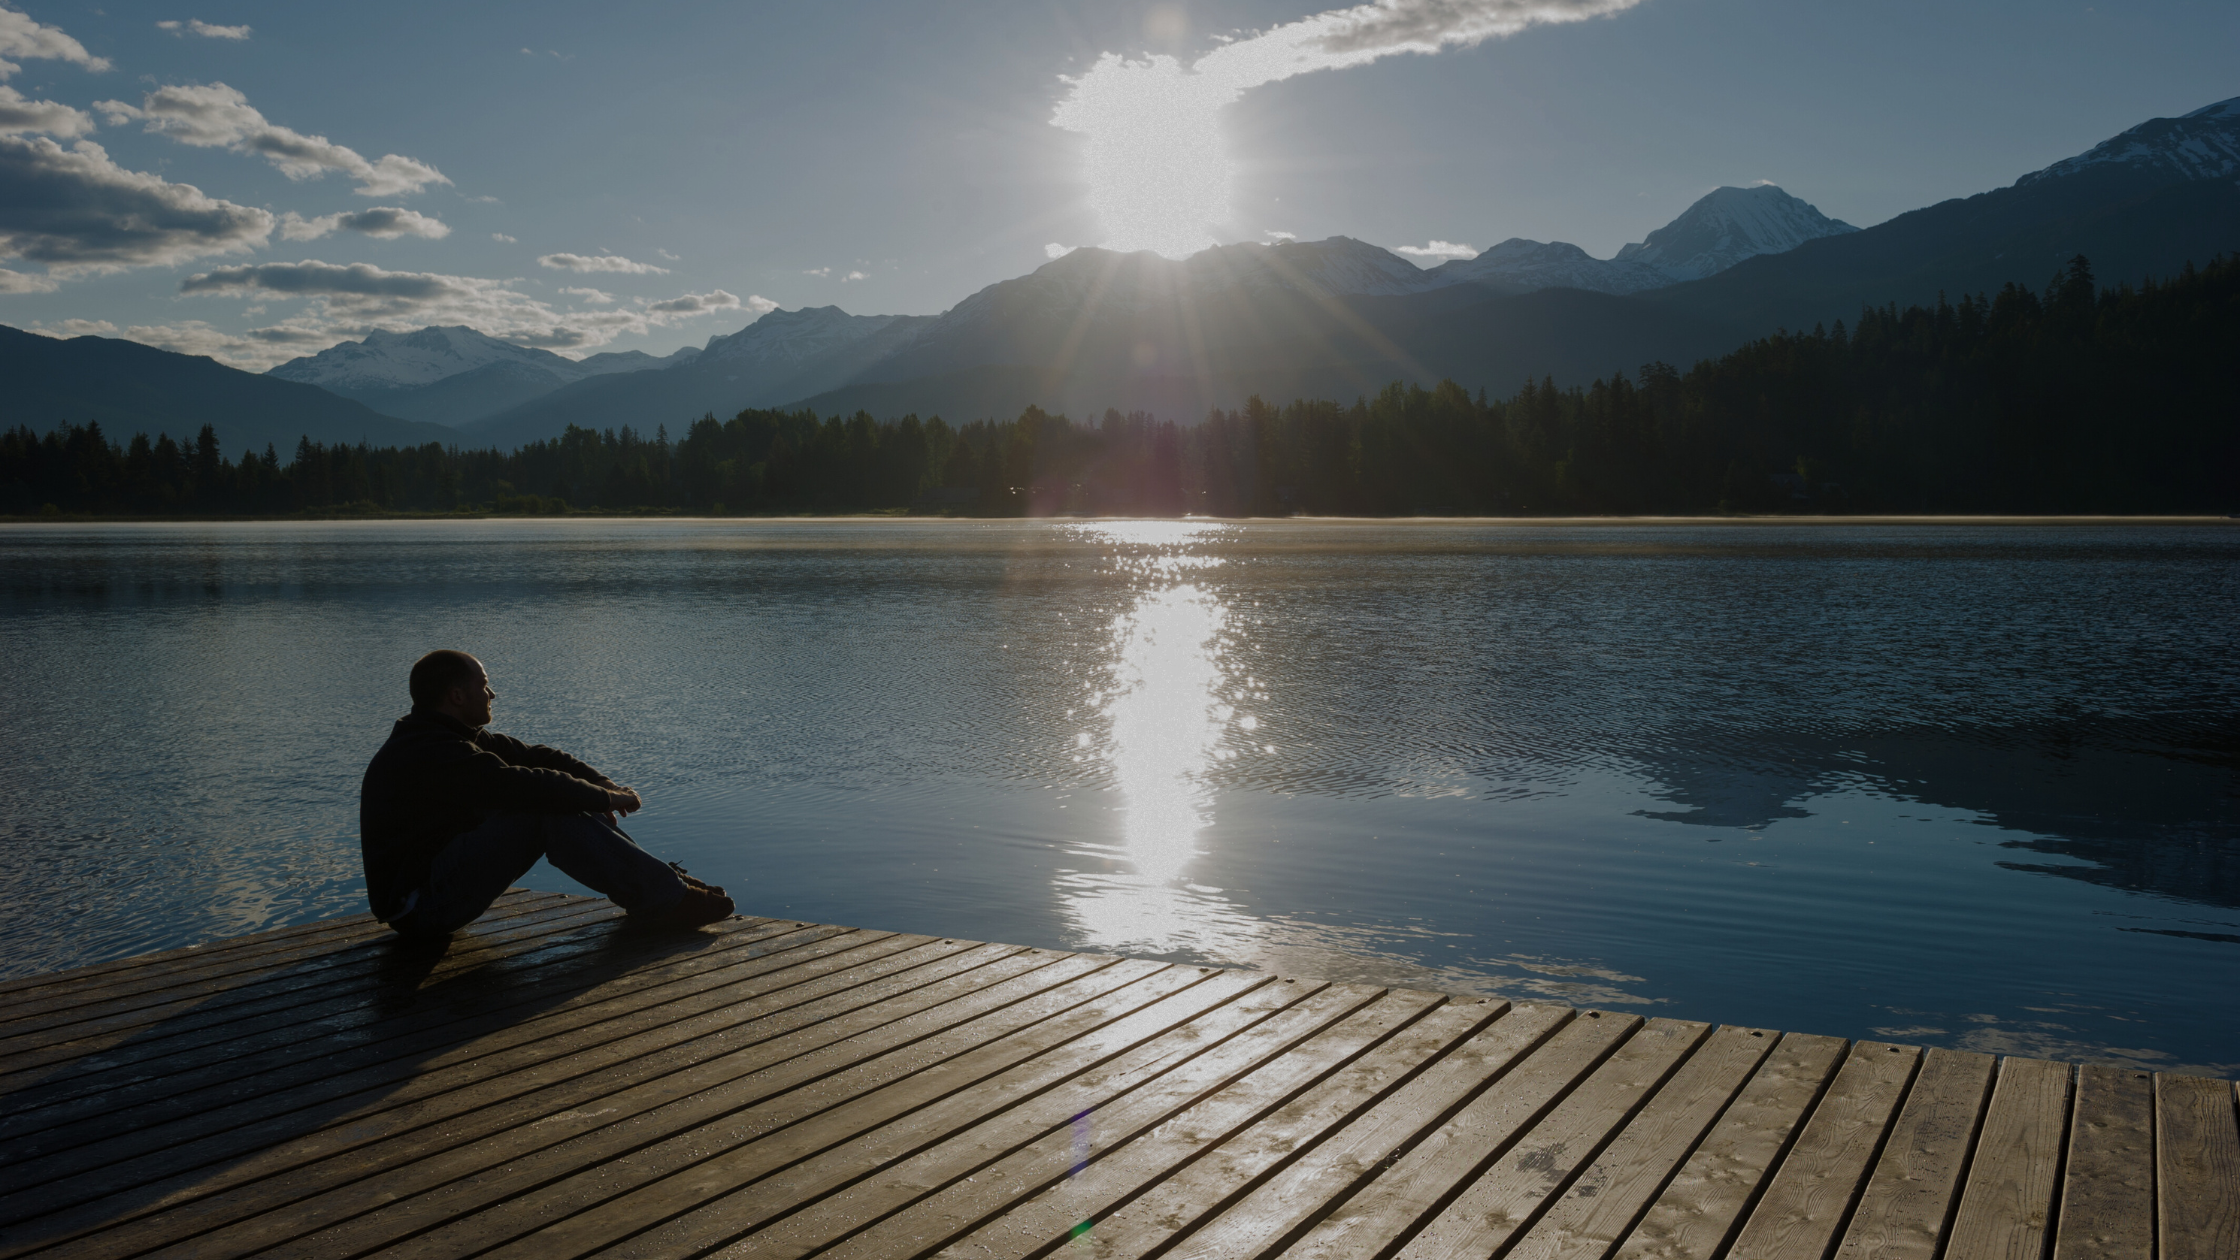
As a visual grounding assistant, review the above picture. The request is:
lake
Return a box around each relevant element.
[1,518,2233,1075]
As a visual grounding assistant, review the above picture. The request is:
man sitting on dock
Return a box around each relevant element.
[360,649,735,937]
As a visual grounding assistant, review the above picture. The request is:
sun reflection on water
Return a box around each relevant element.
[1102,583,1228,885]
[1057,521,1272,959]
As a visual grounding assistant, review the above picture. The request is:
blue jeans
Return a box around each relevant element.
[388,812,687,937]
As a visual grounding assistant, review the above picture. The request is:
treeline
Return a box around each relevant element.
[4,254,2235,517]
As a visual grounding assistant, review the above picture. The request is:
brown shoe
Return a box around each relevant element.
[660,886,736,929]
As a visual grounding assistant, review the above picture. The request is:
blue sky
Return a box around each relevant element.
[1,0,2232,370]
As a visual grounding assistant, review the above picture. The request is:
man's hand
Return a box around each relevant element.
[603,787,643,827]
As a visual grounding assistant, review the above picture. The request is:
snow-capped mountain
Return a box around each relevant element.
[1613,185,1859,281]
[268,326,702,425]
[1413,185,1857,295]
[270,326,578,392]
[696,306,913,373]
[2018,95,2240,188]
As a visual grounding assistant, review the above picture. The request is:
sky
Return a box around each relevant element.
[1,0,2233,372]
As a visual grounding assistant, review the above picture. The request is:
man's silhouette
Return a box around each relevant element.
[360,649,733,936]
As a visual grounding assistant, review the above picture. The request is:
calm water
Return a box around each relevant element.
[2,519,2234,1074]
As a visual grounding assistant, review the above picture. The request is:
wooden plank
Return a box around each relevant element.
[13,937,1037,1260]
[1614,1032,1849,1260]
[1269,1009,1622,1260]
[15,942,1060,1260]
[1835,1046,1997,1260]
[0,908,384,998]
[1724,1040,1921,1260]
[0,890,566,1004]
[823,987,1457,1260]
[1944,1056,2071,1260]
[0,890,583,1034]
[1390,1018,1713,1260]
[0,897,656,1076]
[927,996,1515,1260]
[2050,1064,2154,1260]
[0,893,608,1055]
[0,904,767,1110]
[235,954,1166,1260]
[2,915,816,1187]
[1160,1005,1609,1260]
[626,977,1373,1259]
[0,904,648,1163]
[1502,1024,1779,1260]
[0,925,938,1252]
[446,969,1280,1260]
[2155,1072,2240,1260]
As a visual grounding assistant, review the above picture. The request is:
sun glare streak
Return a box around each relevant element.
[1103,583,1229,885]
[1051,0,1648,259]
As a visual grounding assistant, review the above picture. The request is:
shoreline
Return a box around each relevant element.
[3,512,2237,526]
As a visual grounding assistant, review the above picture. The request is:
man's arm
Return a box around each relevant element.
[477,729,620,789]
[429,739,623,817]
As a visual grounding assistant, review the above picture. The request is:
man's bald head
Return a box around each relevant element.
[409,650,483,710]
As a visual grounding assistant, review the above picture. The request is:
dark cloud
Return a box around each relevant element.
[179,260,474,299]
[0,136,272,269]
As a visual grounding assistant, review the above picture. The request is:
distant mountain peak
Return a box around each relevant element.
[1613,185,1859,282]
[268,325,580,391]
[2019,95,2240,188]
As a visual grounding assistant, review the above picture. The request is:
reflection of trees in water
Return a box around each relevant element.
[1629,715,2240,910]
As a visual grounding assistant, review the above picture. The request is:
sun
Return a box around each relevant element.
[1051,54,1238,259]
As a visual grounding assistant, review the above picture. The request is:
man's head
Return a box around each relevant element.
[409,650,495,727]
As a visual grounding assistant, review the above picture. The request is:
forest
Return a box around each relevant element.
[4,255,2234,517]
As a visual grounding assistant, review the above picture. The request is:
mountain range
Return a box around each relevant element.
[8,94,2236,457]
[267,326,701,427]
[0,324,458,457]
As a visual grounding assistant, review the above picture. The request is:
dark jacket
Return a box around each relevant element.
[359,709,619,920]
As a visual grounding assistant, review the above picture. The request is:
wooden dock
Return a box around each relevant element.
[1,890,2232,1259]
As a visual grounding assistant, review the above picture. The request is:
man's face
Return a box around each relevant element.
[449,660,496,727]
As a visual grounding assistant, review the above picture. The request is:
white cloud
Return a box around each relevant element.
[1395,238,1476,259]
[655,248,679,261]
[0,9,111,79]
[803,266,830,277]
[170,259,756,369]
[24,317,121,335]
[644,289,740,315]
[98,83,450,197]
[1262,229,1297,241]
[116,318,332,370]
[0,136,272,271]
[1043,243,1076,259]
[467,194,501,204]
[539,251,668,274]
[560,285,613,304]
[1054,0,1644,255]
[743,294,779,316]
[0,266,58,292]
[490,231,516,242]
[280,206,450,241]
[158,19,252,40]
[840,270,867,282]
[0,85,94,136]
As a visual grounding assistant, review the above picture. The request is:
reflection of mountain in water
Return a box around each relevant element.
[1631,716,2240,909]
